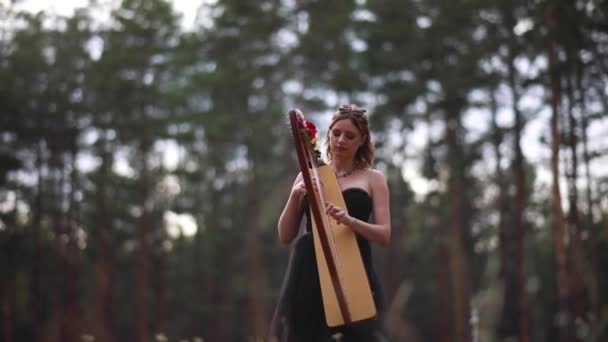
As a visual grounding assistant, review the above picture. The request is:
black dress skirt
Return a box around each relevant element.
[268,188,388,342]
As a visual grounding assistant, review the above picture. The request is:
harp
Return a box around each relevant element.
[288,109,376,327]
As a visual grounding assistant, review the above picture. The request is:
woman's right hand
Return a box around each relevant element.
[291,179,307,198]
[291,177,321,199]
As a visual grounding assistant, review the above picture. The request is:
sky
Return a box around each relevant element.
[11,0,205,29]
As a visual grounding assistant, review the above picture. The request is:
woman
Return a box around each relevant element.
[269,105,391,342]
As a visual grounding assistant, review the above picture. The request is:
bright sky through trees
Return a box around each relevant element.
[13,0,206,29]
[10,0,608,199]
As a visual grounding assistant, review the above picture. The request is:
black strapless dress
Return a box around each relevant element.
[268,188,387,342]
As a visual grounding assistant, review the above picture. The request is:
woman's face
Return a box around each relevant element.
[329,118,366,160]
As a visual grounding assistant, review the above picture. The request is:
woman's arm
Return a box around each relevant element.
[277,173,306,245]
[325,170,391,246]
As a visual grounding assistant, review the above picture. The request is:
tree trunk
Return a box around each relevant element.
[506,29,531,342]
[136,154,150,342]
[565,65,590,335]
[568,46,601,338]
[208,272,228,341]
[93,150,116,342]
[513,107,530,342]
[62,148,81,342]
[435,237,452,342]
[490,86,517,340]
[30,141,44,341]
[155,241,167,336]
[246,169,268,340]
[53,163,73,342]
[2,204,17,342]
[576,56,600,320]
[544,5,572,341]
[205,185,228,342]
[445,106,471,342]
[1,275,15,342]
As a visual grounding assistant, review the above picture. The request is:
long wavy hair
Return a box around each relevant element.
[325,104,375,169]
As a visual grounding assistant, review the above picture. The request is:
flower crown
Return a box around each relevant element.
[303,119,322,160]
[289,112,320,161]
[338,104,367,116]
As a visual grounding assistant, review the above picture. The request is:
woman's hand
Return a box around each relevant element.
[325,202,354,226]
[291,177,322,199]
[291,179,307,198]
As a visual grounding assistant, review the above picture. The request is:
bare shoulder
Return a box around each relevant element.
[363,168,388,194]
[364,168,387,184]
[289,172,303,186]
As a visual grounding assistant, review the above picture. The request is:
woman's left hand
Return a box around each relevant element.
[325,202,354,226]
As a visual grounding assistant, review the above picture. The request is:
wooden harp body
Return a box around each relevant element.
[288,109,376,327]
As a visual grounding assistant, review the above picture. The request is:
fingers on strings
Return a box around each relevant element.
[325,202,348,224]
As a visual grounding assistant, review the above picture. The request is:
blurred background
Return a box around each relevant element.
[1,0,607,341]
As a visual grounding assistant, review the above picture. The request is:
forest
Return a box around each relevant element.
[1,0,607,341]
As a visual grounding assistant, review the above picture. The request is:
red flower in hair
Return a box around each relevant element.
[302,120,321,159]
[304,120,318,138]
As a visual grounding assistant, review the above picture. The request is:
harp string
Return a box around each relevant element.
[301,127,347,300]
